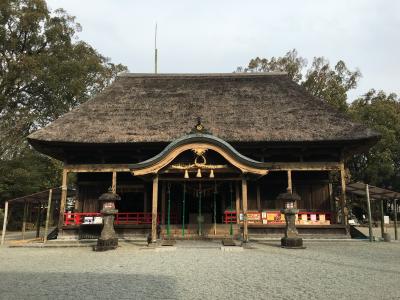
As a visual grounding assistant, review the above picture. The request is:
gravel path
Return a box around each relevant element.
[0,240,399,299]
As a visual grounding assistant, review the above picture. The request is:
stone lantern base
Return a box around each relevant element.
[280,207,305,249]
[94,209,118,252]
[94,238,119,251]
[281,237,304,248]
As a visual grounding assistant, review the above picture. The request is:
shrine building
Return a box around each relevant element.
[27,73,379,241]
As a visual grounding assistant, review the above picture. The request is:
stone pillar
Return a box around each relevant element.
[95,189,121,251]
[278,191,304,249]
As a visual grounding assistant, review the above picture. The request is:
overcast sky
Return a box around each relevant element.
[47,0,400,101]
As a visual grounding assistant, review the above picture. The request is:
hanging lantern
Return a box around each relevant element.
[184,169,189,179]
[209,169,215,178]
[196,168,202,178]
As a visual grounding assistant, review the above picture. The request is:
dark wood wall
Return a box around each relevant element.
[76,172,147,213]
[247,171,331,211]
[76,171,332,214]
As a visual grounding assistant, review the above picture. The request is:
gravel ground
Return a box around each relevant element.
[355,226,398,239]
[0,240,399,300]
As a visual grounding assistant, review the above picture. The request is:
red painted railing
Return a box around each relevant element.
[64,212,157,226]
[64,212,101,226]
[115,212,158,225]
[223,211,237,224]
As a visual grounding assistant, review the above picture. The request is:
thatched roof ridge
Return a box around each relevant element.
[28,73,379,145]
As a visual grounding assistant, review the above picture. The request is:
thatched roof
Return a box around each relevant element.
[28,73,379,145]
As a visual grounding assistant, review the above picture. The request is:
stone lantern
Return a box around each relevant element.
[95,188,121,251]
[278,189,304,249]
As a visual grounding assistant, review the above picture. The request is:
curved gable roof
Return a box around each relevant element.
[28,73,379,145]
[129,133,268,176]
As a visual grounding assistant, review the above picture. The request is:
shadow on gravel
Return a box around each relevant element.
[253,241,281,248]
[0,272,177,299]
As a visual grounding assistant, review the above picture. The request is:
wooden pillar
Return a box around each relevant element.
[112,171,117,193]
[22,201,28,240]
[365,184,373,242]
[43,189,53,243]
[380,200,385,238]
[35,203,41,238]
[328,182,336,224]
[339,162,347,227]
[394,198,398,241]
[256,183,261,212]
[58,169,68,229]
[161,182,166,225]
[151,175,159,242]
[242,177,248,242]
[1,201,9,245]
[235,182,240,224]
[287,170,292,192]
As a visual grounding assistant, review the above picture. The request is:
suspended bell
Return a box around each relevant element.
[184,169,189,179]
[209,169,215,178]
[196,168,202,178]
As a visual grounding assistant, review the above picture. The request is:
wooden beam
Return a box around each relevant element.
[43,189,53,243]
[112,171,117,193]
[235,182,240,224]
[131,142,268,176]
[267,162,340,171]
[64,161,340,173]
[256,184,261,211]
[1,201,9,245]
[64,164,130,173]
[158,177,245,182]
[242,178,248,242]
[58,169,68,229]
[151,175,159,242]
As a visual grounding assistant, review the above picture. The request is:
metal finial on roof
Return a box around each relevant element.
[190,117,210,134]
[154,22,158,74]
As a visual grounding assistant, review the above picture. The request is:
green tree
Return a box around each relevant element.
[238,49,307,82]
[0,0,127,159]
[0,0,127,203]
[0,149,62,201]
[303,58,360,112]
[348,90,400,189]
[237,49,361,112]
